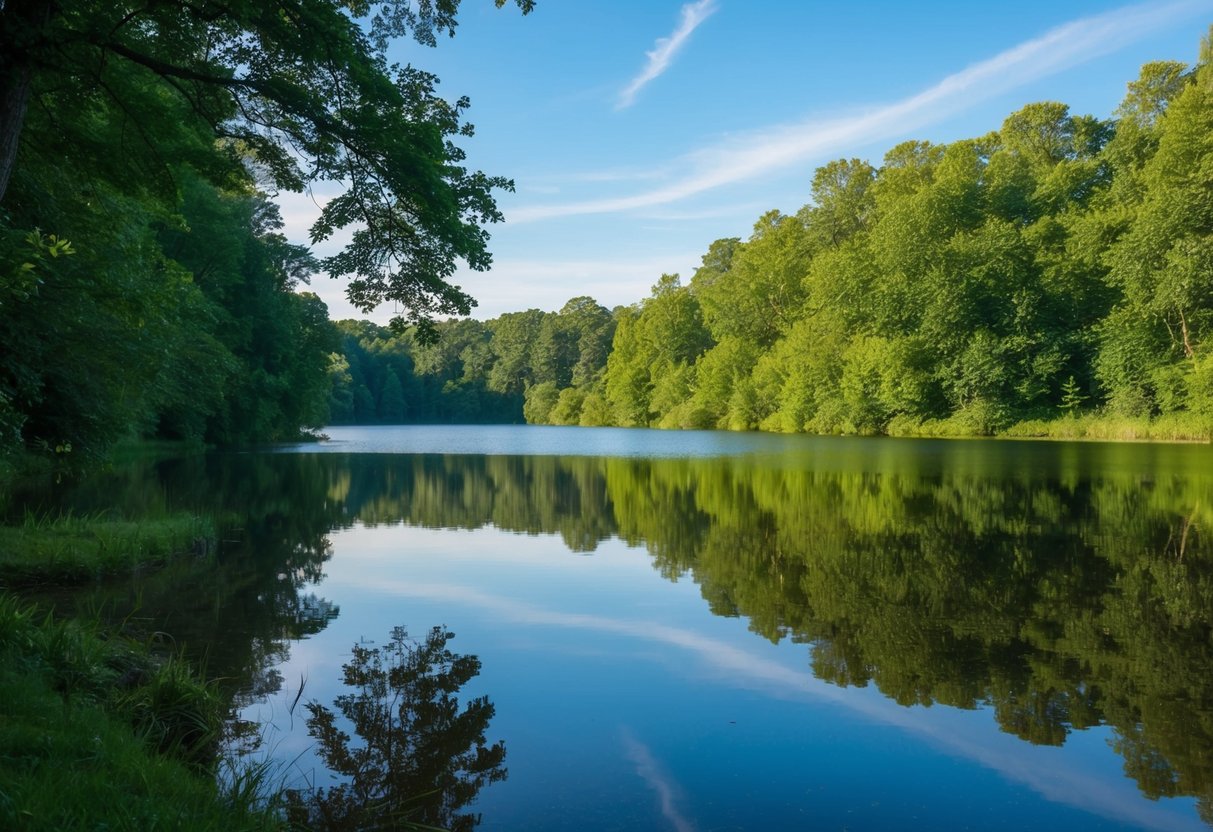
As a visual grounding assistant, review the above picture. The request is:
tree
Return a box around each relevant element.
[379,368,407,422]
[288,626,506,832]
[522,381,560,424]
[604,307,652,426]
[806,158,876,248]
[696,211,812,347]
[487,309,546,397]
[1097,37,1212,415]
[0,0,534,332]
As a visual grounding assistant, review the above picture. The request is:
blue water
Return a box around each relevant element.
[229,426,1213,830]
[284,423,798,458]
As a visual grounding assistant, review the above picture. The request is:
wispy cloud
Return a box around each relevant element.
[621,729,697,832]
[617,0,719,110]
[518,0,1212,223]
[332,573,1206,832]
[457,252,701,316]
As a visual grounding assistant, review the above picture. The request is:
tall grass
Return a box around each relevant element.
[882,410,1213,442]
[0,593,282,831]
[0,509,215,584]
[1004,412,1213,442]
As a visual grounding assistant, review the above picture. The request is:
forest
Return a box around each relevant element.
[335,34,1213,440]
[0,0,530,463]
[3,12,1212,459]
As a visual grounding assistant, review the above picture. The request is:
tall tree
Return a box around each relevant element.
[0,0,534,332]
[1098,38,1213,415]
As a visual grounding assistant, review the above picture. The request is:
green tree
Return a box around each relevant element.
[604,307,652,426]
[806,158,876,249]
[548,386,586,425]
[696,211,812,347]
[487,309,546,397]
[0,0,534,333]
[288,626,506,832]
[523,381,560,425]
[379,369,407,423]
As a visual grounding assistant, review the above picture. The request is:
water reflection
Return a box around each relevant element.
[284,626,506,832]
[17,438,1213,825]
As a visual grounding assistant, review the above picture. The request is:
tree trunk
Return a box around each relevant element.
[1179,308,1196,361]
[0,0,55,205]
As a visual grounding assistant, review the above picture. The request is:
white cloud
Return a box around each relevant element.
[458,251,701,316]
[333,574,1207,832]
[620,730,696,832]
[616,0,719,110]
[519,0,1212,223]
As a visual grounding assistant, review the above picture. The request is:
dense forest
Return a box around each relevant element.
[327,297,616,424]
[338,34,1213,438]
[4,9,1211,454]
[0,1,531,463]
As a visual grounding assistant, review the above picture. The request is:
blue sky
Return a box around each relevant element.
[281,0,1213,322]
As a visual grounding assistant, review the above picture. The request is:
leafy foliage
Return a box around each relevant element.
[0,0,533,459]
[287,626,506,832]
[487,35,1213,437]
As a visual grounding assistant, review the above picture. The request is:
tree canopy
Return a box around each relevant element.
[0,1,532,458]
[1,0,533,331]
[484,32,1213,439]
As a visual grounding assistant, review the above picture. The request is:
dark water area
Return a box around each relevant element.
[9,426,1213,831]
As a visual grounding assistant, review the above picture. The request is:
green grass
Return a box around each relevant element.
[107,437,208,463]
[1003,412,1213,442]
[0,594,281,831]
[0,511,216,585]
[882,409,1213,442]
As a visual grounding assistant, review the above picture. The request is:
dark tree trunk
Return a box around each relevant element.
[0,0,55,205]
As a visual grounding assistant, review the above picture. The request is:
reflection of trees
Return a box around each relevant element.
[286,626,506,832]
[18,452,344,708]
[19,442,1213,819]
[278,447,1213,819]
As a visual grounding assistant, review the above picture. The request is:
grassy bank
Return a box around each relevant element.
[0,511,216,585]
[1001,412,1213,442]
[877,409,1213,442]
[0,595,279,831]
[0,446,283,830]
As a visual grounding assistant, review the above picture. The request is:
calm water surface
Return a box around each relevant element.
[19,426,1213,831]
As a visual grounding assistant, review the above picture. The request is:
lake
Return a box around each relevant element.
[16,425,1213,830]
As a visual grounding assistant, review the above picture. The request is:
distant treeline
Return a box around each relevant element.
[327,297,616,425]
[345,38,1213,437]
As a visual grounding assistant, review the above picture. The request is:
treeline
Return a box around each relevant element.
[0,49,335,460]
[369,39,1213,437]
[326,296,615,424]
[575,44,1213,435]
